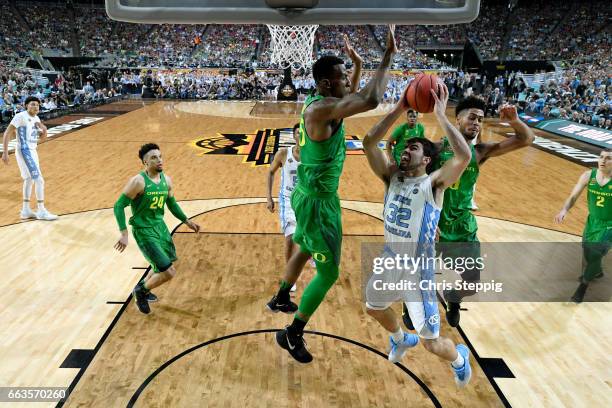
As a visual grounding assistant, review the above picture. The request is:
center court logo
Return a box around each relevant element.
[190,128,368,167]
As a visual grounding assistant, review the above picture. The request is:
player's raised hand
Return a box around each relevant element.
[499,104,518,122]
[114,233,128,252]
[431,81,449,118]
[343,34,362,64]
[186,220,200,233]
[267,197,275,213]
[385,24,397,54]
[554,209,567,224]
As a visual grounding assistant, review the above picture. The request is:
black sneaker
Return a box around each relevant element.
[276,327,313,363]
[133,285,151,314]
[266,295,298,314]
[571,283,588,304]
[146,292,158,302]
[402,303,414,330]
[446,301,461,327]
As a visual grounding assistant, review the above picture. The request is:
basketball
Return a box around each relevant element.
[405,73,440,113]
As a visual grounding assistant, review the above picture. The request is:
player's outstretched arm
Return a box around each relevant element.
[343,34,363,94]
[431,83,471,189]
[166,175,200,232]
[363,98,407,183]
[2,125,16,164]
[476,104,535,161]
[266,149,287,213]
[113,175,145,252]
[554,170,590,223]
[310,25,397,122]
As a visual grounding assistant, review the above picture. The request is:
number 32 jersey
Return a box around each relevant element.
[383,173,441,257]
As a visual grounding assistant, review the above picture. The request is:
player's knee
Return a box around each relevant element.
[422,338,439,354]
[166,266,177,279]
[366,307,380,318]
[321,267,339,286]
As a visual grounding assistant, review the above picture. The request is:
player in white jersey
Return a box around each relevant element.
[2,97,58,221]
[362,83,473,387]
[266,124,301,298]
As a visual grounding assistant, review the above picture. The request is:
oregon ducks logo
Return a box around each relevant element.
[312,252,328,263]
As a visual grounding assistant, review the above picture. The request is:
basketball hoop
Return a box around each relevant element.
[267,25,318,70]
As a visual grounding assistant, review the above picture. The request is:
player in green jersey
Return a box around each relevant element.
[385,108,426,165]
[555,148,611,303]
[403,96,535,328]
[269,26,397,364]
[113,143,200,314]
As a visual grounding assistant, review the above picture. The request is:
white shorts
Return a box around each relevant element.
[278,196,296,237]
[365,251,440,339]
[15,147,41,180]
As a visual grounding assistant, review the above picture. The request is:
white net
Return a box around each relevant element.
[267,25,318,70]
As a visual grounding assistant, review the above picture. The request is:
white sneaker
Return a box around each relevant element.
[36,209,59,221]
[290,283,297,292]
[388,333,419,363]
[20,208,37,219]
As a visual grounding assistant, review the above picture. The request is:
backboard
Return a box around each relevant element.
[105,0,480,25]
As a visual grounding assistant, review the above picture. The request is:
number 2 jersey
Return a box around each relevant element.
[584,168,612,242]
[129,171,168,228]
[384,172,441,257]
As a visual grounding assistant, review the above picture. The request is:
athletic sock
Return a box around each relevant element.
[451,352,465,368]
[22,200,30,212]
[277,280,292,303]
[391,327,404,343]
[288,316,307,336]
[140,281,150,292]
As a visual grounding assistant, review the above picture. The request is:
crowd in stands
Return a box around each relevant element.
[0,63,122,124]
[0,1,30,64]
[372,25,454,70]
[20,2,72,56]
[0,0,609,129]
[465,1,506,60]
[315,26,383,68]
[194,25,261,68]
[1,0,609,69]
[439,65,611,129]
[118,70,284,100]
[505,0,610,61]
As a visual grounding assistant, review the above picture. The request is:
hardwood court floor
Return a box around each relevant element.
[0,100,609,408]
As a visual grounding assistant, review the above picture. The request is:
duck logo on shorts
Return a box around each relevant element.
[312,252,328,263]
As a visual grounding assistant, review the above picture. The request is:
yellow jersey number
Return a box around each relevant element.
[150,196,165,209]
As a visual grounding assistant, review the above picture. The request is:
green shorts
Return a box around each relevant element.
[439,211,478,244]
[132,223,177,273]
[291,186,342,266]
[583,215,612,243]
[438,212,481,282]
